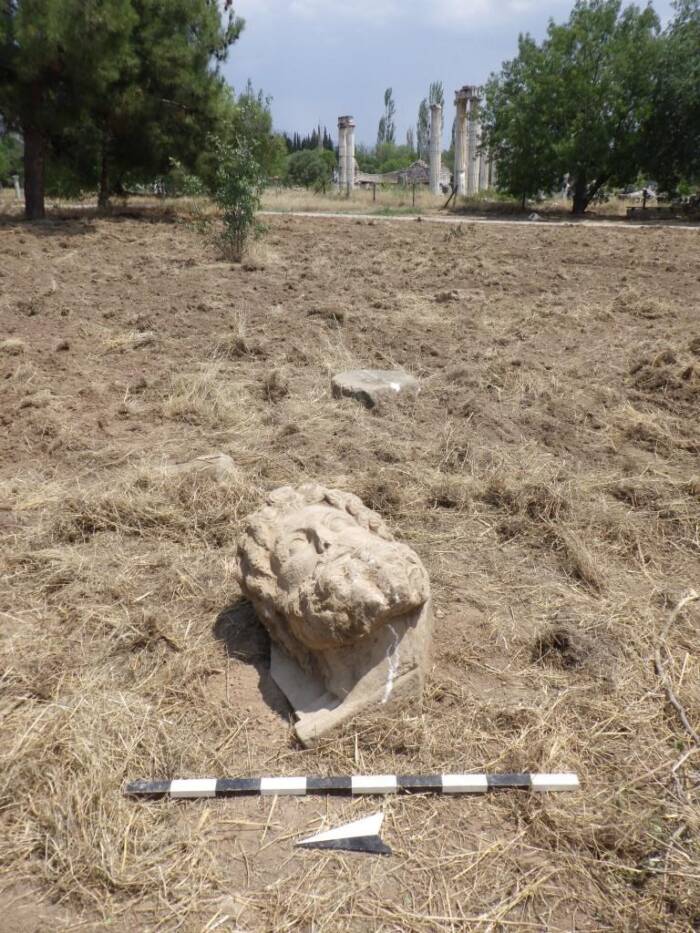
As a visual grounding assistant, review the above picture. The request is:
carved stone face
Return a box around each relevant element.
[235,484,433,745]
[268,503,429,651]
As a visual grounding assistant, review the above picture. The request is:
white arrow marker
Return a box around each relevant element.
[296,812,391,855]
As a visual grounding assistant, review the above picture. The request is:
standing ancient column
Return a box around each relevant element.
[454,88,469,197]
[429,103,443,195]
[478,124,489,192]
[337,117,348,192]
[466,89,481,196]
[345,117,356,196]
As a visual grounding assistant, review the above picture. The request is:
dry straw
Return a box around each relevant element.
[1,206,699,929]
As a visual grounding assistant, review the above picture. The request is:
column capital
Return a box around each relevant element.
[455,85,483,104]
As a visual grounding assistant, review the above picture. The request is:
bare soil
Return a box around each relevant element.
[1,201,699,932]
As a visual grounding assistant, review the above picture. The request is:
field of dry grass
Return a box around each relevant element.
[1,195,699,931]
[260,187,644,220]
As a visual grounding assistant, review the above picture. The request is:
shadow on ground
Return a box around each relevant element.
[213,597,292,721]
[0,204,180,234]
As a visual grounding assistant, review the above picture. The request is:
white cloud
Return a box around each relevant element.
[428,0,571,26]
[234,0,569,27]
[235,0,400,20]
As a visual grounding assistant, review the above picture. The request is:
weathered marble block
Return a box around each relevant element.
[331,369,419,409]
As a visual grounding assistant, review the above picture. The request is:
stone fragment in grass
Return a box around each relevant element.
[331,369,418,409]
[164,452,239,483]
[434,290,460,304]
[0,337,25,355]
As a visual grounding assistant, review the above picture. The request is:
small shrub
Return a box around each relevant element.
[211,136,266,262]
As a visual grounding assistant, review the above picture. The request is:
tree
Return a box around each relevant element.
[221,81,287,182]
[86,0,244,206]
[641,0,700,191]
[283,126,334,153]
[429,81,444,108]
[0,132,22,183]
[406,126,415,153]
[0,0,139,219]
[211,135,265,261]
[416,99,429,160]
[417,82,444,161]
[0,0,244,218]
[377,87,396,146]
[285,148,335,190]
[481,36,556,208]
[482,0,661,214]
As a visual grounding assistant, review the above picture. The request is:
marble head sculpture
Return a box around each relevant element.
[235,484,432,745]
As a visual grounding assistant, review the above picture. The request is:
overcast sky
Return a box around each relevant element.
[222,1,675,147]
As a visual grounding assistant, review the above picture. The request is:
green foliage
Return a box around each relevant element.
[196,81,286,189]
[211,136,266,262]
[227,80,287,178]
[285,149,335,190]
[283,127,334,153]
[356,142,414,175]
[429,81,444,107]
[377,87,396,146]
[416,100,429,160]
[482,0,661,213]
[0,134,22,182]
[167,159,206,197]
[0,0,142,216]
[417,82,444,161]
[641,0,700,191]
[0,0,245,216]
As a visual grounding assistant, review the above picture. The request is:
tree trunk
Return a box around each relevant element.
[572,176,588,215]
[98,132,110,209]
[23,124,46,221]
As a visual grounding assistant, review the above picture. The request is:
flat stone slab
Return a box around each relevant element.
[163,452,240,483]
[331,369,419,408]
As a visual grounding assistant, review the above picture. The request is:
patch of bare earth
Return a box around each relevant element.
[1,205,699,931]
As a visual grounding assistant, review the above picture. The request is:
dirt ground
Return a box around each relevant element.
[1,197,699,932]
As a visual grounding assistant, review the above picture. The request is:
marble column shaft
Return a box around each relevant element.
[429,103,443,196]
[454,90,468,196]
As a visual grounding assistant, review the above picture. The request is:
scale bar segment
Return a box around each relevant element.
[124,772,579,799]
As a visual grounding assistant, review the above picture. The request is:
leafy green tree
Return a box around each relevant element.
[481,36,555,208]
[429,81,444,108]
[406,126,415,153]
[377,87,396,146]
[208,80,286,186]
[0,132,22,183]
[482,0,661,214]
[285,149,335,190]
[374,142,414,174]
[0,0,244,218]
[355,144,379,174]
[417,82,444,161]
[416,99,429,160]
[0,0,138,219]
[641,0,700,191]
[79,0,244,206]
[283,126,334,153]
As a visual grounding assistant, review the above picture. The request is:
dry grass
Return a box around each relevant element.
[262,185,447,215]
[1,208,699,930]
[161,363,258,430]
